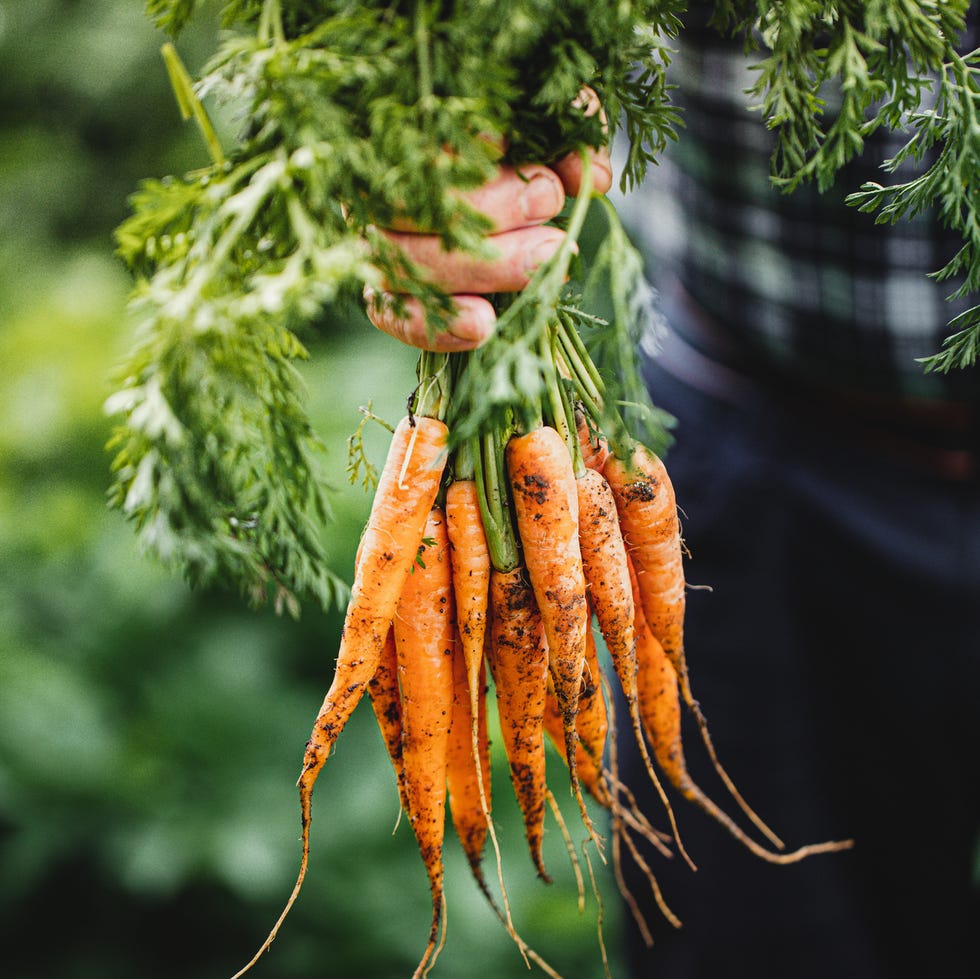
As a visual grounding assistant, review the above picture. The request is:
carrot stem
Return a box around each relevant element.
[415,350,452,421]
[540,322,584,477]
[475,426,519,573]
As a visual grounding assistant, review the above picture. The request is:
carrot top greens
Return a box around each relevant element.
[108,0,978,614]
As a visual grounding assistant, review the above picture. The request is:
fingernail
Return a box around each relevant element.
[523,235,564,276]
[449,302,497,346]
[519,172,563,222]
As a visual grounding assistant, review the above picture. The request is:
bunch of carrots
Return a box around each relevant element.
[232,247,853,978]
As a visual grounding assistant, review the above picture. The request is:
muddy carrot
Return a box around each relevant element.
[369,627,409,815]
[506,425,596,846]
[230,412,447,979]
[606,444,789,848]
[445,468,492,826]
[487,564,552,881]
[395,507,457,978]
[447,638,491,883]
[576,465,693,868]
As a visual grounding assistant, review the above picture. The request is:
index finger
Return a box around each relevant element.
[385,163,566,235]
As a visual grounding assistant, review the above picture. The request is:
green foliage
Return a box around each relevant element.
[578,197,677,458]
[709,0,979,373]
[846,47,980,373]
[711,1,970,189]
[108,0,684,614]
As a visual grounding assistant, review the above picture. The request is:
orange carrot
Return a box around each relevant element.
[395,507,457,978]
[300,414,448,796]
[368,627,409,815]
[606,444,789,848]
[576,625,609,775]
[445,478,491,697]
[630,557,853,865]
[542,673,609,808]
[576,410,610,472]
[576,468,635,692]
[231,413,447,979]
[444,477,492,810]
[487,564,552,881]
[602,445,688,704]
[506,425,597,845]
[446,639,491,883]
[576,465,693,868]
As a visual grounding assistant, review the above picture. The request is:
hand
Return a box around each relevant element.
[365,143,613,352]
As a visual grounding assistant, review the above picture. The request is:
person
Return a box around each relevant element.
[364,18,980,979]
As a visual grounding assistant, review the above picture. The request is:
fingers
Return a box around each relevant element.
[386,163,566,235]
[367,84,613,352]
[381,224,567,295]
[368,166,569,351]
[367,222,570,350]
[365,290,498,352]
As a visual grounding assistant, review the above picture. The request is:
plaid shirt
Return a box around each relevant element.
[620,14,980,403]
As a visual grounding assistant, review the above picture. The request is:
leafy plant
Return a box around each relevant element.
[108,0,979,616]
[712,0,979,373]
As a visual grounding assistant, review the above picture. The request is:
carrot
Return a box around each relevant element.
[446,639,491,884]
[603,443,783,848]
[444,477,492,831]
[395,507,457,978]
[575,465,694,869]
[542,672,610,810]
[602,445,688,702]
[506,425,598,847]
[300,413,448,800]
[575,625,609,776]
[575,470,634,709]
[368,627,409,816]
[576,409,610,472]
[231,413,447,979]
[630,556,854,865]
[445,478,491,707]
[487,564,552,881]
[446,472,543,958]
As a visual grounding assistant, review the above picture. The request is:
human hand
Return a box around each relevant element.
[365,142,613,352]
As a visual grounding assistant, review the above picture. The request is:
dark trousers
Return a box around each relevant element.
[617,306,980,979]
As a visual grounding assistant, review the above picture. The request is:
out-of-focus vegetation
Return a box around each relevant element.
[0,2,624,976]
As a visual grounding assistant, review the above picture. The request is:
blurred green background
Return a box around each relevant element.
[0,2,625,976]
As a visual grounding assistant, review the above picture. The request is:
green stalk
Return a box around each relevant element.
[161,43,225,168]
[258,0,285,45]
[448,349,518,570]
[452,430,477,482]
[557,308,604,408]
[555,307,636,460]
[540,321,584,477]
[414,350,451,420]
[475,425,519,573]
[491,151,595,339]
